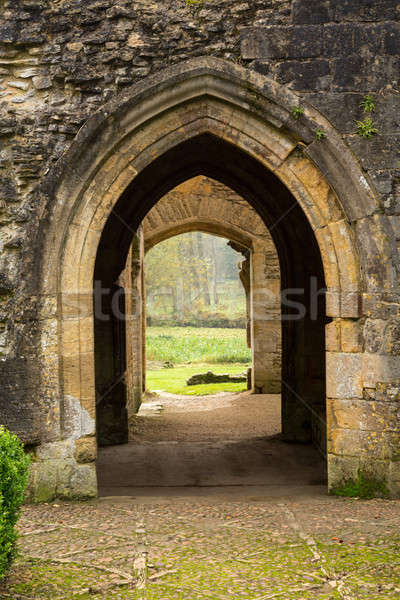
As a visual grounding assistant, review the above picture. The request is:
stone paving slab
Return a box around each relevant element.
[1,494,400,599]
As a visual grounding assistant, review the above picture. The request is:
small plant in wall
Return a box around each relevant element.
[359,94,375,113]
[291,105,304,120]
[232,55,246,66]
[355,94,378,139]
[184,0,204,25]
[315,128,326,141]
[355,117,378,139]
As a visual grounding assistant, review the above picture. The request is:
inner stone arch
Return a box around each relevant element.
[93,134,327,468]
[98,175,283,447]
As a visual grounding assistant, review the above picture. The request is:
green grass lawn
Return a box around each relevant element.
[146,326,251,364]
[146,326,251,395]
[146,363,249,395]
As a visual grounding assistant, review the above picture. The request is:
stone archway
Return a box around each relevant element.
[116,175,281,439]
[28,57,399,500]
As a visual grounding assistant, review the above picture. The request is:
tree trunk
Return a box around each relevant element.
[210,237,219,305]
[196,232,211,305]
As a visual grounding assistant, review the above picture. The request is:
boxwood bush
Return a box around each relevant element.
[0,426,30,580]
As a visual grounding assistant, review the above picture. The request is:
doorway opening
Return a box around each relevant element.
[145,231,251,397]
[95,170,327,496]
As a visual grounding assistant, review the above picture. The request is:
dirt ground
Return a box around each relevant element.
[1,392,400,599]
[97,392,326,496]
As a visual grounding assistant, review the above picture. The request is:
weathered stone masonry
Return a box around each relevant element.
[0,0,399,499]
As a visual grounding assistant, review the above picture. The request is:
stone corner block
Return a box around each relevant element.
[326,352,363,398]
[69,464,97,499]
[327,453,360,492]
[341,319,362,353]
[74,436,97,464]
[326,320,340,352]
[362,354,400,389]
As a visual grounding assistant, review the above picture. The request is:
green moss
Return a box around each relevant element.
[331,469,389,499]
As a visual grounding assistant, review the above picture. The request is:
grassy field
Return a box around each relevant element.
[146,326,251,395]
[146,363,249,395]
[146,326,251,364]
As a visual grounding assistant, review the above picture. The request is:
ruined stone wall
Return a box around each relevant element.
[0,0,399,499]
[0,0,291,445]
[1,1,399,439]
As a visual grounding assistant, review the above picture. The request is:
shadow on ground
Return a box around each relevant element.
[97,392,326,497]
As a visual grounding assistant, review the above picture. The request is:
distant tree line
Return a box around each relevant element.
[145,232,246,326]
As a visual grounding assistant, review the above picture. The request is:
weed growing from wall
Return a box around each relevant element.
[356,117,378,139]
[359,94,375,113]
[356,94,378,138]
[291,106,304,120]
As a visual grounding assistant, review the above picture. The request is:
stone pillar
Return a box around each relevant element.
[251,240,281,394]
[26,291,98,502]
[327,313,400,498]
[237,251,251,348]
[124,228,144,438]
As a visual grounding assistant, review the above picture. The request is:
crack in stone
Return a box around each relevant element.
[134,506,148,597]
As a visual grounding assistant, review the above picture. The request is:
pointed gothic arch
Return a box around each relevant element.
[30,57,398,499]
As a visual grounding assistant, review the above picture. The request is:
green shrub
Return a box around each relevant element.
[0,426,30,580]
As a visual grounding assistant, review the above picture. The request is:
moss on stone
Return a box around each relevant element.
[331,469,389,499]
